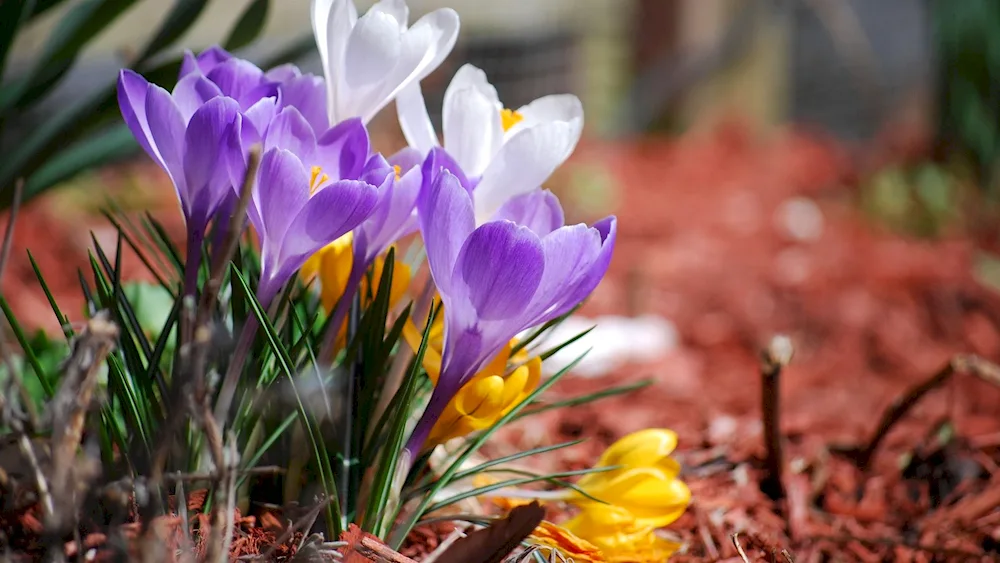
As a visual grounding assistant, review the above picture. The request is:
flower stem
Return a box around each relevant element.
[212,315,259,426]
[183,230,204,300]
[317,255,365,366]
[211,281,276,428]
[403,384,453,466]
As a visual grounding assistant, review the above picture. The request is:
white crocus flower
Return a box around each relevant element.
[396,63,584,224]
[310,0,460,125]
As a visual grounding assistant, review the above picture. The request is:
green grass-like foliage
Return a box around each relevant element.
[0,197,646,559]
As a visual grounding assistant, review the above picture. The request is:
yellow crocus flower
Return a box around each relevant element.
[562,503,681,562]
[301,232,412,347]
[402,311,541,448]
[572,429,691,530]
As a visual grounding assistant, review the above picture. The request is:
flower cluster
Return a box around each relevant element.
[115,0,689,558]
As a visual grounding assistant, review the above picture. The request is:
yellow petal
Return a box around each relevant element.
[563,504,681,563]
[456,375,506,417]
[596,429,679,469]
[317,233,355,312]
[530,521,606,562]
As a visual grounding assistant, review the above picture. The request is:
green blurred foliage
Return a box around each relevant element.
[933,0,1000,192]
[0,0,312,210]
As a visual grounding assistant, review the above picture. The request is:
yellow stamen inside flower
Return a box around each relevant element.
[500,108,524,132]
[309,165,329,195]
[393,165,402,181]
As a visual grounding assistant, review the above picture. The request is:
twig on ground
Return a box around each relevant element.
[848,354,1000,470]
[421,526,469,563]
[760,335,793,501]
[252,496,334,562]
[339,524,419,563]
[44,312,119,560]
[732,533,751,563]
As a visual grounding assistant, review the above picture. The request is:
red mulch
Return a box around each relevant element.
[3,118,1000,561]
[483,120,1000,561]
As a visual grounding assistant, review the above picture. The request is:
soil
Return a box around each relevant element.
[3,118,1000,561]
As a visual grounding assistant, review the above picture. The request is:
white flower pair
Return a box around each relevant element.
[311,0,584,218]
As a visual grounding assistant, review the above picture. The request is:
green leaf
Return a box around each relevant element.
[424,466,615,514]
[514,379,654,421]
[136,0,210,64]
[231,267,343,535]
[0,296,55,398]
[224,0,270,51]
[364,302,438,537]
[0,0,38,82]
[24,125,138,196]
[27,0,64,21]
[409,439,586,495]
[27,251,73,339]
[0,0,137,114]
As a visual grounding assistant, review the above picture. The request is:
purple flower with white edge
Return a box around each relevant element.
[397,63,584,223]
[403,163,616,457]
[248,107,381,307]
[117,68,248,295]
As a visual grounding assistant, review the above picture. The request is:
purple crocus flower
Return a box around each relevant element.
[403,161,616,456]
[181,46,328,132]
[248,106,381,307]
[317,147,424,358]
[117,69,249,295]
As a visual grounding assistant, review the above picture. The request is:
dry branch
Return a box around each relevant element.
[760,335,793,501]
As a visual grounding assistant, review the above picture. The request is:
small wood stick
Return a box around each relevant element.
[760,335,793,502]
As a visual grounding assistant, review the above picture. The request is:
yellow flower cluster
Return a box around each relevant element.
[490,429,690,562]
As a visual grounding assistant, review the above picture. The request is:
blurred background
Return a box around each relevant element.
[4,0,1000,439]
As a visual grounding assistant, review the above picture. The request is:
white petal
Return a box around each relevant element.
[473,121,581,223]
[359,7,459,124]
[344,10,402,88]
[443,85,503,177]
[507,94,583,139]
[396,83,440,152]
[369,0,408,32]
[324,0,357,123]
[443,64,500,112]
[310,0,337,71]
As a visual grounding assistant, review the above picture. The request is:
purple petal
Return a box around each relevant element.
[182,97,242,226]
[262,106,316,160]
[117,70,157,164]
[255,148,310,254]
[492,190,564,236]
[182,46,233,77]
[358,157,421,263]
[264,63,301,82]
[277,73,328,133]
[553,216,616,318]
[206,58,276,109]
[388,146,423,173]
[316,117,371,180]
[456,221,544,320]
[422,147,473,195]
[527,218,614,325]
[144,83,188,197]
[277,179,379,276]
[418,169,475,296]
[172,73,223,121]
